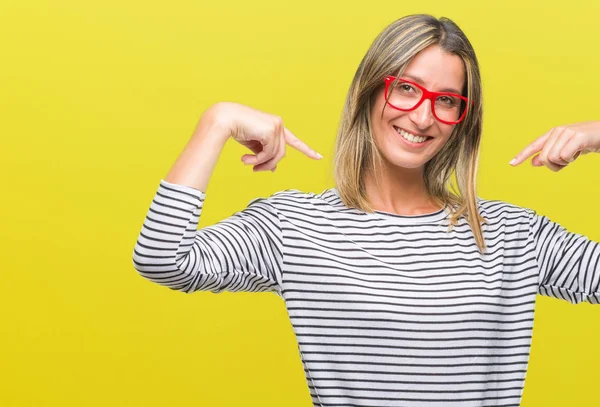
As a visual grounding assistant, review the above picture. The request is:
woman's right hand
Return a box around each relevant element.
[211,102,323,172]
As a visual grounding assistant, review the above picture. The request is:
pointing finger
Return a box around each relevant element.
[283,127,323,160]
[509,131,551,166]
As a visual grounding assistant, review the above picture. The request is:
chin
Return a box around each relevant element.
[382,151,430,170]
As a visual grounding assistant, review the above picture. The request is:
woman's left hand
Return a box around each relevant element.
[509,120,600,171]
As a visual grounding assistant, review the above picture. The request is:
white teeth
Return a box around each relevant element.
[395,127,429,143]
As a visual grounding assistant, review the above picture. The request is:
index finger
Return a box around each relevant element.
[284,127,323,159]
[509,132,551,166]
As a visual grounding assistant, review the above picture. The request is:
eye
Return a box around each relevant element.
[437,95,456,106]
[398,83,415,92]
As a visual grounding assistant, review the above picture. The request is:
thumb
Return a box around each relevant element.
[531,155,544,166]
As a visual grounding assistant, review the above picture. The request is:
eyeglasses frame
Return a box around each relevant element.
[383,75,473,125]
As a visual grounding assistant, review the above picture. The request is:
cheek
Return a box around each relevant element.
[429,128,455,153]
[438,125,456,142]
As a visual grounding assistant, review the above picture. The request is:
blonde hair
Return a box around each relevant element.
[332,14,489,254]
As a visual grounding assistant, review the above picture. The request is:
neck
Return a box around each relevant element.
[363,162,440,216]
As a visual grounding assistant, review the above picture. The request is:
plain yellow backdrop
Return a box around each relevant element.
[2,0,600,405]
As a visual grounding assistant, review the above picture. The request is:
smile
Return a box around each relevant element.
[392,126,434,147]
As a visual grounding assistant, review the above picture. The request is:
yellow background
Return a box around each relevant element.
[2,0,600,405]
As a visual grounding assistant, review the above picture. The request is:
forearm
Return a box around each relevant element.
[164,104,231,193]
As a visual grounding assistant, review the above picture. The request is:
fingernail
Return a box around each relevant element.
[509,158,516,166]
[315,152,323,159]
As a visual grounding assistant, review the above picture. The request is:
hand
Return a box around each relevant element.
[509,121,600,171]
[211,102,322,172]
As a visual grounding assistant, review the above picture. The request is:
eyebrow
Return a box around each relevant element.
[401,73,462,95]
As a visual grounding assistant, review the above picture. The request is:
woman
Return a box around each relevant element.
[132,14,600,406]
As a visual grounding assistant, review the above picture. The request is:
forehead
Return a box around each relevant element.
[400,44,465,93]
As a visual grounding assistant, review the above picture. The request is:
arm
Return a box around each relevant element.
[131,180,283,294]
[131,104,284,294]
[163,102,230,193]
[508,121,600,303]
[529,209,600,304]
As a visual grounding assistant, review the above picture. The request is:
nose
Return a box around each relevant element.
[408,98,435,129]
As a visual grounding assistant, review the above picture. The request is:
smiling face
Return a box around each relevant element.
[370,44,466,170]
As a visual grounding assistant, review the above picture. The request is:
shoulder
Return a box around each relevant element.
[476,197,536,223]
[246,187,343,216]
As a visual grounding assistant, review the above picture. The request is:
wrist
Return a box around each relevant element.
[192,103,232,146]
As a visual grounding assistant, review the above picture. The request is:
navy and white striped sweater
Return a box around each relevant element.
[132,179,600,407]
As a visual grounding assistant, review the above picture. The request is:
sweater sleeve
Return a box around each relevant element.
[528,208,600,304]
[131,179,284,294]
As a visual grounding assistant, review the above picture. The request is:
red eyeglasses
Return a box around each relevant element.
[384,75,472,125]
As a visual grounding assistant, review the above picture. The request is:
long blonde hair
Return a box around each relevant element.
[332,14,488,254]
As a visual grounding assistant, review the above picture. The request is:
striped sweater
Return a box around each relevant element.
[132,179,600,407]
